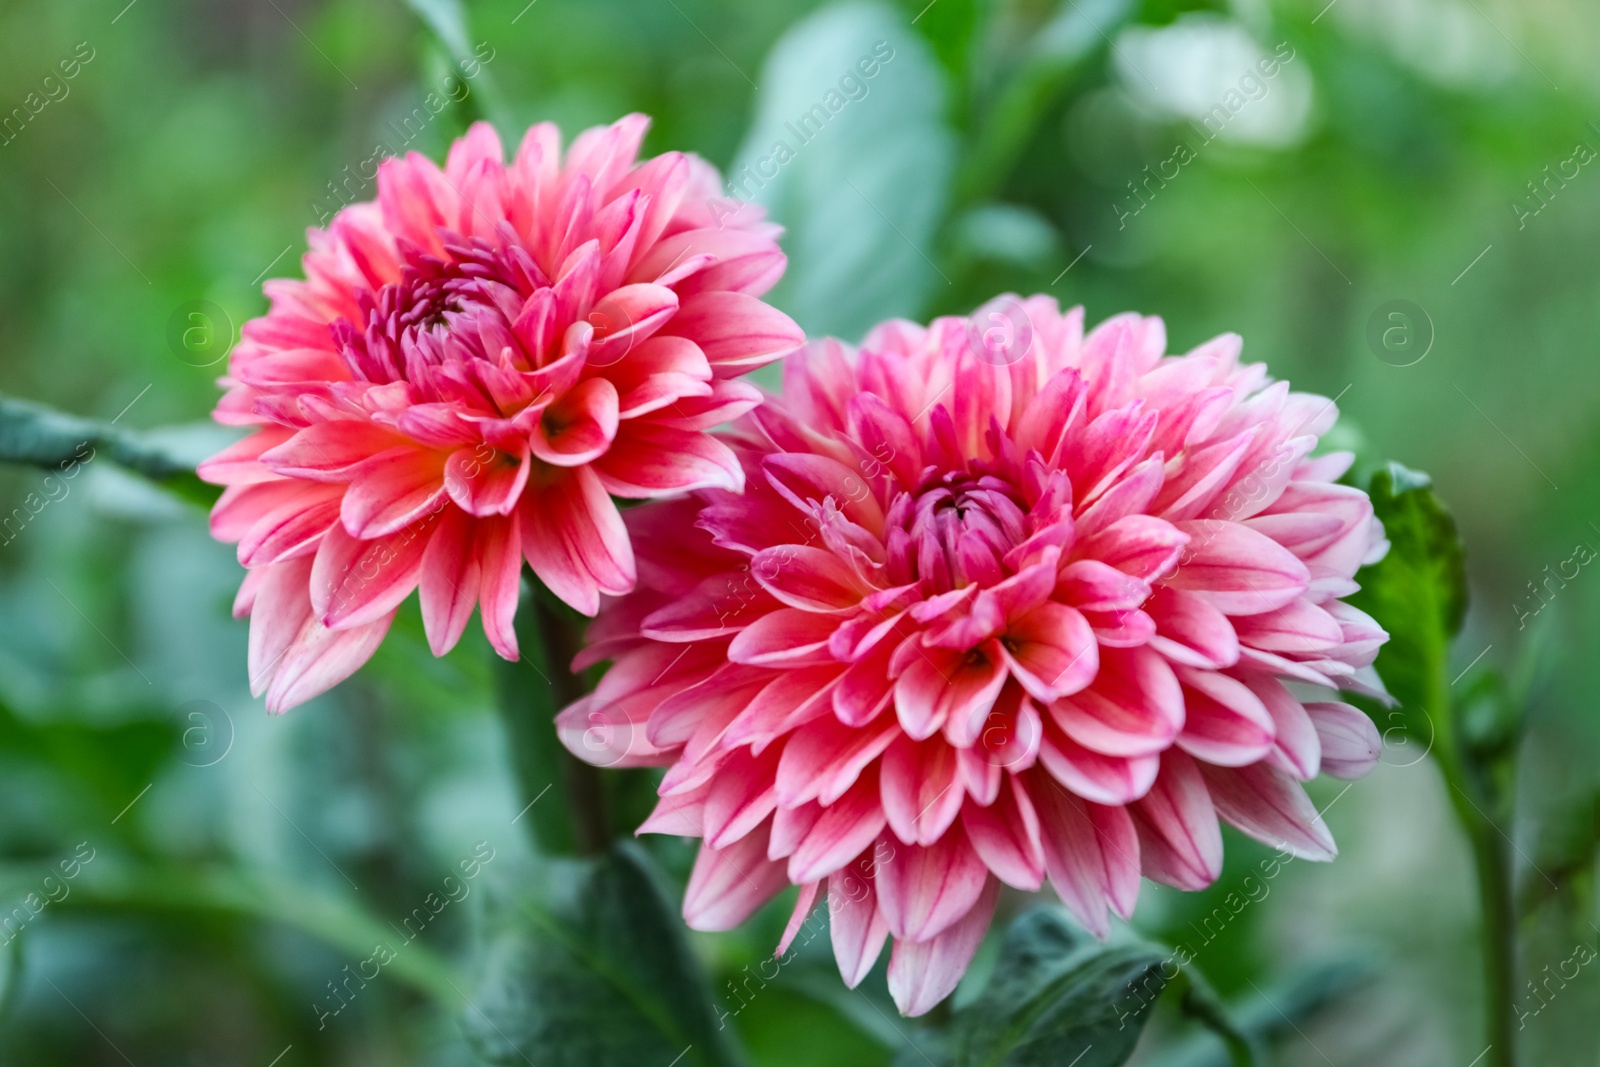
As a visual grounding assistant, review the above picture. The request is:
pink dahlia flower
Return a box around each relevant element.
[198,115,802,712]
[559,296,1390,1015]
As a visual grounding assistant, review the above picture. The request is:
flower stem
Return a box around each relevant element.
[531,588,612,855]
[1431,666,1518,1067]
[1176,968,1259,1067]
[494,581,611,856]
[1468,818,1517,1067]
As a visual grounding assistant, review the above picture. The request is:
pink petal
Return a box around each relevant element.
[311,519,431,630]
[1129,749,1223,891]
[259,421,405,482]
[1038,728,1160,806]
[763,453,886,533]
[703,745,783,849]
[237,483,345,566]
[637,790,704,836]
[1173,667,1277,767]
[720,666,840,753]
[789,769,890,884]
[876,826,989,942]
[476,512,523,660]
[594,422,743,496]
[886,876,999,1017]
[1233,598,1344,653]
[530,378,620,467]
[1055,559,1150,612]
[1028,770,1140,937]
[1198,760,1337,859]
[606,335,713,418]
[266,614,394,713]
[776,715,898,808]
[750,545,865,611]
[832,637,898,726]
[1047,645,1183,757]
[1144,585,1240,669]
[1166,520,1311,616]
[1001,602,1099,702]
[726,607,839,666]
[246,557,316,698]
[1246,674,1322,781]
[418,505,480,656]
[829,861,890,987]
[443,442,531,517]
[1079,514,1189,582]
[961,775,1045,890]
[769,802,822,859]
[662,290,803,375]
[896,641,1008,744]
[199,427,296,485]
[585,283,679,367]
[520,465,635,615]
[683,822,791,931]
[776,881,823,958]
[340,448,448,539]
[1306,701,1381,779]
[880,735,963,846]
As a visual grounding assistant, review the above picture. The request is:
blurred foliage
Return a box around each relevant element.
[0,0,1598,1064]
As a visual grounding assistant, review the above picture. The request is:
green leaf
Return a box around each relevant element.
[0,393,218,508]
[1345,462,1468,730]
[467,843,745,1067]
[941,908,1166,1067]
[400,0,513,129]
[953,0,1133,205]
[731,1,956,345]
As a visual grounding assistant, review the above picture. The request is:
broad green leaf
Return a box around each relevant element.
[731,1,956,345]
[467,843,745,1067]
[942,908,1166,1067]
[1345,463,1467,732]
[0,394,218,507]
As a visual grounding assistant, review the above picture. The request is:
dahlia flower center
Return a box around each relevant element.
[333,229,553,390]
[894,475,1028,593]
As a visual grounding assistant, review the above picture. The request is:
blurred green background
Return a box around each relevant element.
[0,0,1597,1063]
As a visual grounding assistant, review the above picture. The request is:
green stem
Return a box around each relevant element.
[493,582,611,856]
[1430,664,1517,1067]
[532,588,612,855]
[1176,968,1259,1067]
[0,393,217,507]
[1469,819,1518,1067]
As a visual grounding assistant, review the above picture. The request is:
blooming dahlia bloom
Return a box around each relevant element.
[558,296,1389,1015]
[198,115,802,712]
